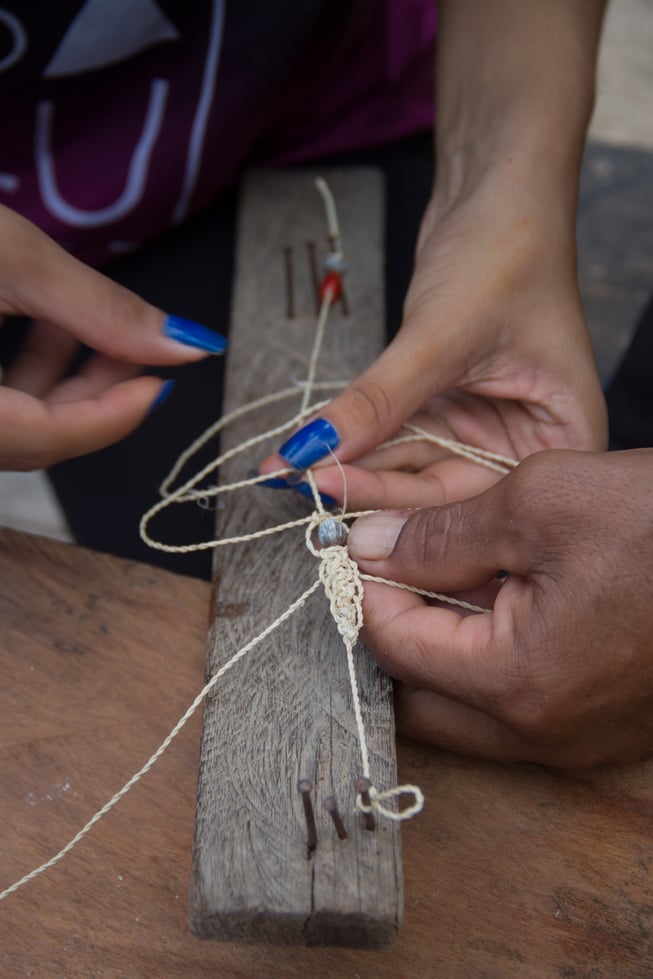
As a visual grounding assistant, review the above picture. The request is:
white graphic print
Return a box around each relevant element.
[35,78,169,227]
[1,2,227,234]
[0,173,19,192]
[173,0,226,223]
[0,8,27,73]
[43,0,179,78]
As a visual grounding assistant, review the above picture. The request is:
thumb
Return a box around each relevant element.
[0,205,226,365]
[270,329,445,471]
[348,478,534,592]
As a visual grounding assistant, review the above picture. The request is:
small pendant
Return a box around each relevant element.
[317,518,348,548]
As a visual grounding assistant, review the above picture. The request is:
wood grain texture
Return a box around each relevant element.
[3,527,653,976]
[188,169,402,946]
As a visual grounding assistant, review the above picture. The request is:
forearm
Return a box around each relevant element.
[435,0,607,208]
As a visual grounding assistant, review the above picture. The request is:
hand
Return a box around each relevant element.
[0,204,225,471]
[346,449,653,768]
[261,0,607,510]
[261,175,607,510]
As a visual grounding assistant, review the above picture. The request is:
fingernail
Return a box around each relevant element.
[348,513,407,561]
[294,481,338,508]
[148,379,175,414]
[257,475,337,508]
[258,476,291,489]
[279,418,339,469]
[163,314,227,354]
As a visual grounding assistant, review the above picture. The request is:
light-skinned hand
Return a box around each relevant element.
[261,174,607,508]
[0,204,226,471]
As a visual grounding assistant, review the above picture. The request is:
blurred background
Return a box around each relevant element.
[1,0,651,543]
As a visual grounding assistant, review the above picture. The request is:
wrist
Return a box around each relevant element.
[433,1,604,218]
[423,154,580,276]
[433,112,586,220]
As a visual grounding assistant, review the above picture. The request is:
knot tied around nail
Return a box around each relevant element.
[356,783,425,823]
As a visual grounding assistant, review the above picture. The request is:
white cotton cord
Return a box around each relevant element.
[178,467,294,504]
[304,467,326,516]
[300,292,332,418]
[143,511,316,555]
[0,578,322,903]
[305,516,370,781]
[357,784,425,822]
[345,636,371,780]
[360,574,491,614]
[304,513,424,820]
[141,397,334,551]
[401,424,517,476]
[315,176,344,260]
[293,379,349,392]
[160,391,333,499]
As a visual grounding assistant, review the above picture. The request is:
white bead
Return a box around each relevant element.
[318,518,348,547]
[324,252,349,275]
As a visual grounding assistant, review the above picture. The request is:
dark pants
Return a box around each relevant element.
[605,293,653,452]
[47,134,436,580]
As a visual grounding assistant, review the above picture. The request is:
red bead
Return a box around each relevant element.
[319,271,342,303]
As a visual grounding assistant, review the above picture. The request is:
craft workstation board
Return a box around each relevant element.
[188,169,403,946]
[3,163,653,977]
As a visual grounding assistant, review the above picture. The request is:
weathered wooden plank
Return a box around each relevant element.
[188,169,401,946]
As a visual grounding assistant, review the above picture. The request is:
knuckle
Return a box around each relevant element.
[99,285,151,353]
[346,380,394,434]
[483,632,572,744]
[507,450,586,522]
[493,669,570,745]
[399,506,453,569]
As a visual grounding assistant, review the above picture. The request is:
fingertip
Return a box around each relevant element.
[258,452,289,477]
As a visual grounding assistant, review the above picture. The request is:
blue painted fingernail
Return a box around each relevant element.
[164,314,227,354]
[259,476,290,489]
[258,475,337,508]
[148,379,175,414]
[294,481,338,508]
[279,419,339,469]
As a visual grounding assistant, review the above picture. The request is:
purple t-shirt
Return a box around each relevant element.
[0,1,435,266]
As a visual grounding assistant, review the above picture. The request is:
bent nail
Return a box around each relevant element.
[164,314,227,354]
[279,418,339,469]
[148,379,175,414]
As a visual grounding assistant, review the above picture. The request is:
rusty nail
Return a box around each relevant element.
[355,777,376,831]
[298,779,318,852]
[324,796,348,840]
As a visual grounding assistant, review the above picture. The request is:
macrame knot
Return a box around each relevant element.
[306,514,364,648]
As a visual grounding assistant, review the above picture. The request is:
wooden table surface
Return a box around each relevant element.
[2,527,653,978]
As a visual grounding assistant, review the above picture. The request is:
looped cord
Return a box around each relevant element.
[356,784,426,822]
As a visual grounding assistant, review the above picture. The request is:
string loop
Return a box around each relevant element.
[356,784,426,822]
